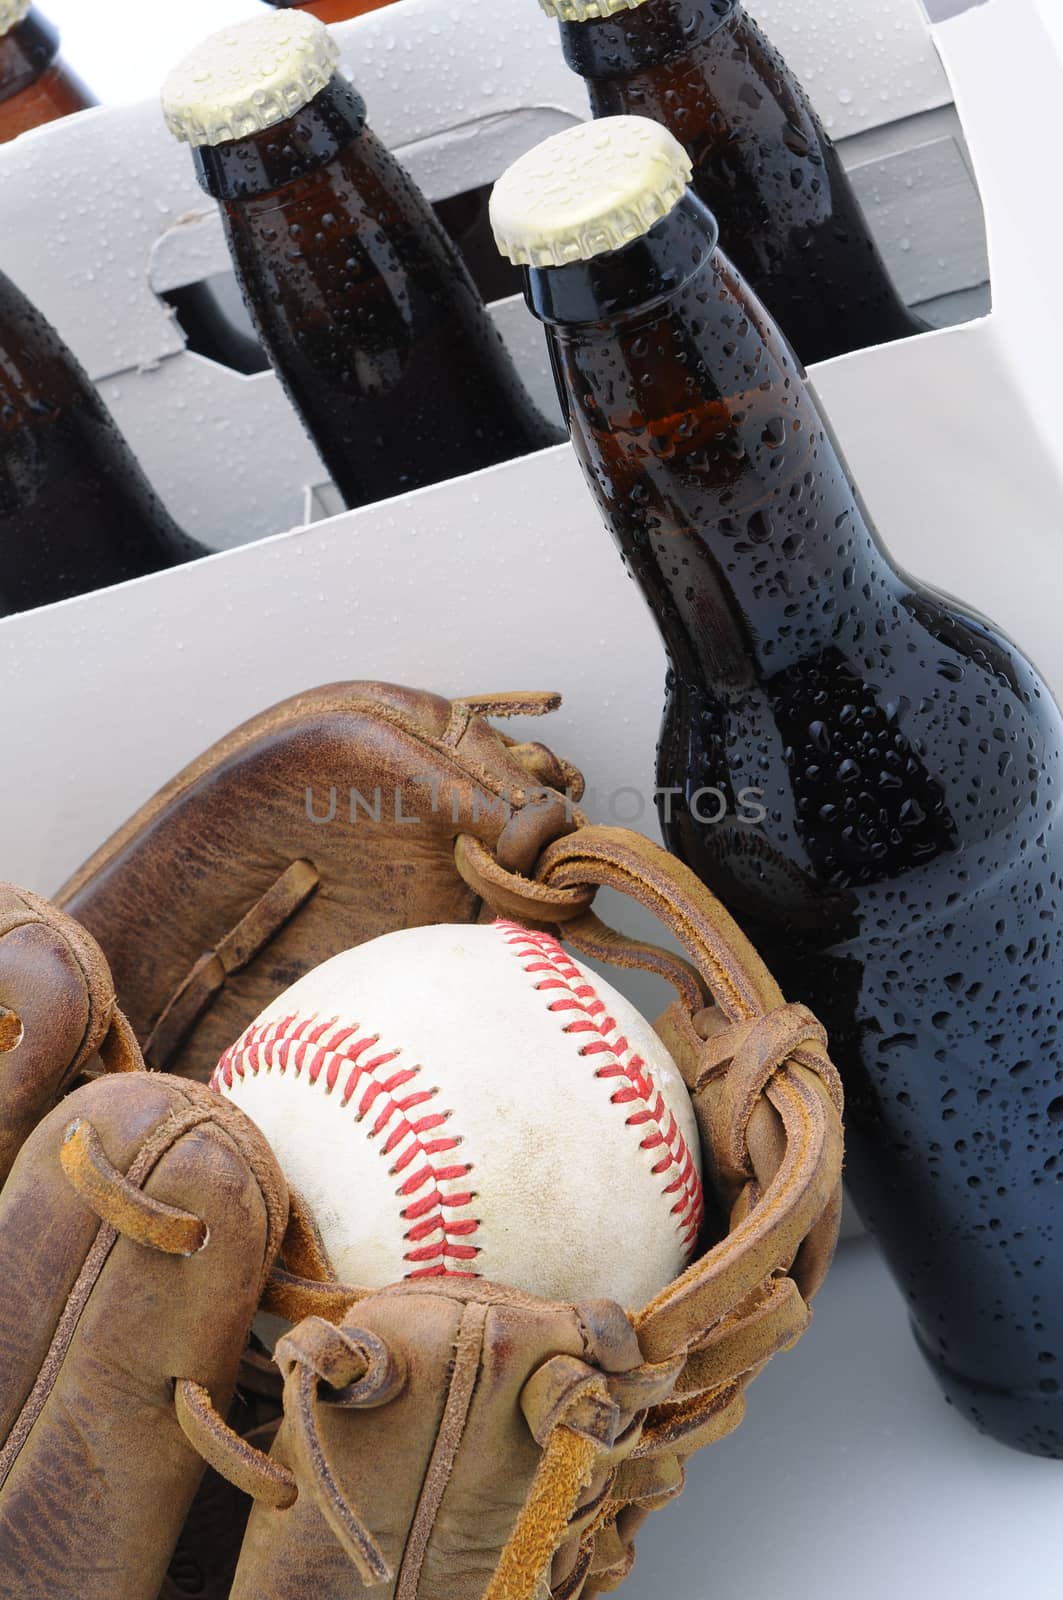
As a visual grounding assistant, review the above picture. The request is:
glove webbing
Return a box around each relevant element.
[238,818,843,1598]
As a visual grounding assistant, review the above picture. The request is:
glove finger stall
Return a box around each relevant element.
[0,1073,288,1600]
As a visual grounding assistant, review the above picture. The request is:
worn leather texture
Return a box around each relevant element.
[232,1284,659,1600]
[2,685,845,1598]
[231,816,845,1599]
[0,1073,287,1600]
[58,684,580,1082]
[161,1407,281,1600]
[0,883,138,1184]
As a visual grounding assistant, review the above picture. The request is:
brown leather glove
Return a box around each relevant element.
[58,683,580,1082]
[0,883,141,1183]
[205,817,844,1600]
[3,684,843,1599]
[0,896,291,1600]
[0,1070,288,1600]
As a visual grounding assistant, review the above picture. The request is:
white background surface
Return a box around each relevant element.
[625,1239,1063,1600]
[42,0,260,103]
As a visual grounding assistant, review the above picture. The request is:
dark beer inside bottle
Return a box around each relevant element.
[168,181,521,377]
[190,76,559,509]
[433,185,523,307]
[523,195,1063,1457]
[0,6,96,141]
[556,0,923,364]
[0,272,205,615]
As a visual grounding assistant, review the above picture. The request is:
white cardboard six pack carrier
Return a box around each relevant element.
[0,0,1060,984]
[3,3,1061,1586]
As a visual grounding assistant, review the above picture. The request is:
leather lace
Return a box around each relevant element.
[60,1119,208,1255]
[69,746,842,1596]
[450,820,845,1592]
[49,1099,292,1542]
[237,818,843,1598]
[138,690,585,1075]
[144,859,320,1071]
[0,1005,22,1051]
[269,1316,634,1600]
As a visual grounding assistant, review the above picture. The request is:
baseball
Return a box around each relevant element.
[212,919,704,1308]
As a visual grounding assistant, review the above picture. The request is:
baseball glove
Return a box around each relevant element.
[0,684,843,1600]
[58,682,580,1081]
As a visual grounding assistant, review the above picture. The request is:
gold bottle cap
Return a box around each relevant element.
[490,117,693,269]
[0,1,32,36]
[538,0,650,20]
[161,12,341,149]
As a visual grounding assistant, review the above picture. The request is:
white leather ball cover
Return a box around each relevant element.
[212,919,704,1308]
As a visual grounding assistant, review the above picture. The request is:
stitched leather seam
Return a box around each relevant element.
[214,1017,482,1280]
[495,922,704,1253]
[395,1300,489,1600]
[0,1101,220,1494]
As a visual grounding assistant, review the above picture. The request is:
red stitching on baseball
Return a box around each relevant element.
[213,1015,481,1280]
[494,920,705,1253]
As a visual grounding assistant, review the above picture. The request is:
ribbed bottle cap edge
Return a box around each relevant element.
[0,0,32,37]
[490,117,693,268]
[161,12,341,149]
[538,0,651,21]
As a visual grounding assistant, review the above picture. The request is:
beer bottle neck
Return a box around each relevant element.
[0,8,59,103]
[192,76,367,202]
[559,0,738,80]
[525,195,902,685]
[525,195,716,325]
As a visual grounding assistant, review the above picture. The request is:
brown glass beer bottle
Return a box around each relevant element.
[0,269,206,616]
[162,14,561,512]
[493,117,1063,1458]
[0,1,94,143]
[543,0,923,365]
[258,0,523,305]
